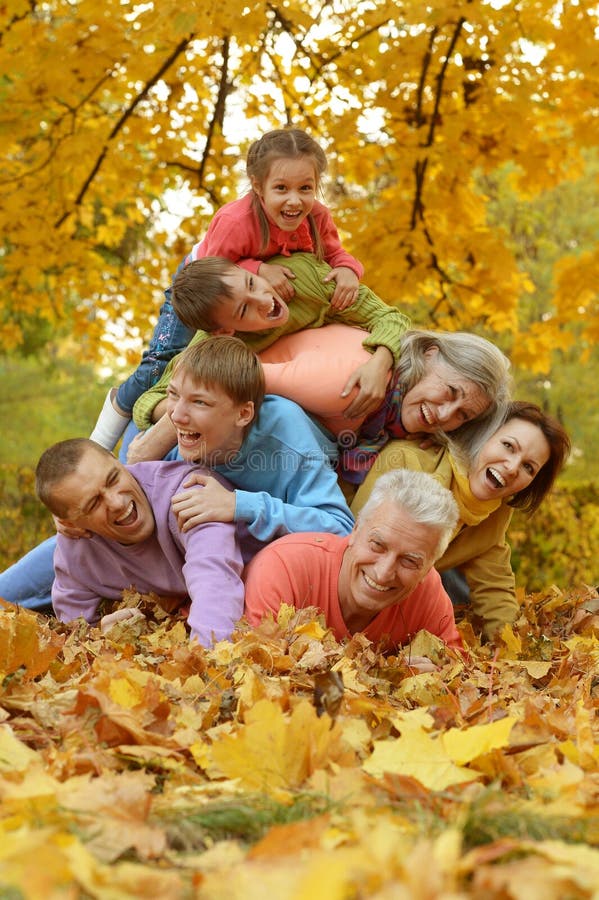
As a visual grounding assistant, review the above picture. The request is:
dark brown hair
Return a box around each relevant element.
[36,438,112,516]
[504,401,571,514]
[172,257,238,332]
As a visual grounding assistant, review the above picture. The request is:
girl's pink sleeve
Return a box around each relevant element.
[193,208,263,274]
[313,203,364,278]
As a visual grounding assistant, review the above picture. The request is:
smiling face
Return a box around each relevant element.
[51,447,155,545]
[166,369,255,465]
[213,267,290,333]
[468,417,550,501]
[253,156,318,232]
[400,346,491,434]
[338,501,439,633]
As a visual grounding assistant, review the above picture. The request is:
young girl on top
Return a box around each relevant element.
[186,128,363,309]
[91,128,364,449]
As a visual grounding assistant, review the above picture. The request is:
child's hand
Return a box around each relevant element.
[53,514,92,540]
[171,473,236,532]
[340,346,392,420]
[126,418,177,464]
[258,263,296,301]
[323,266,359,310]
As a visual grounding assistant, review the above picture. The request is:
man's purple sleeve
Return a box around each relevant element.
[178,519,245,646]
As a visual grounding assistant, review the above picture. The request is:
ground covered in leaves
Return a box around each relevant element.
[0,586,598,899]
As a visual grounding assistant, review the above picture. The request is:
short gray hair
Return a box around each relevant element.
[357,468,459,560]
[397,329,512,442]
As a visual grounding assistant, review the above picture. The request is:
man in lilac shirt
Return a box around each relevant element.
[35,438,247,647]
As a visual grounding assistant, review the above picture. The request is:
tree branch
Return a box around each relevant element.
[54,34,195,228]
[426,17,465,148]
[415,27,438,131]
[0,0,37,46]
[410,19,466,229]
[196,35,231,189]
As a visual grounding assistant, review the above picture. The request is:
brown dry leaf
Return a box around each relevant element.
[56,771,166,862]
[248,814,330,859]
[466,839,599,898]
[0,579,597,895]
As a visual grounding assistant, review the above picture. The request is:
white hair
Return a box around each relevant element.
[357,468,459,560]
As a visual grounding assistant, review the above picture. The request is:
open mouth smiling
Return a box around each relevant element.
[266,298,285,319]
[177,428,201,446]
[420,404,436,427]
[486,466,506,489]
[363,571,392,593]
[114,500,137,526]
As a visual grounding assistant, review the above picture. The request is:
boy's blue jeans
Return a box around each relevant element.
[115,260,194,414]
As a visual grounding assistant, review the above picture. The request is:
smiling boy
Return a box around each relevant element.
[131,252,410,436]
[152,336,355,542]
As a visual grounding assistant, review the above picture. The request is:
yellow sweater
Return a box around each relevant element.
[350,441,518,641]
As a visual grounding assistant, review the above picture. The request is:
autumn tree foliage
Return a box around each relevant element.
[1,0,598,371]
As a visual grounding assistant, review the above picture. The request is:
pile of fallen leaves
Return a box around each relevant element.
[0,585,598,899]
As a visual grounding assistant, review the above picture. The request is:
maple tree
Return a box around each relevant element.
[0,590,597,896]
[1,0,598,374]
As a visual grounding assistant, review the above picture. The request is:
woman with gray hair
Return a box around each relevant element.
[258,325,512,484]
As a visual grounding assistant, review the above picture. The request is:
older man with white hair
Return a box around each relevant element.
[244,468,463,656]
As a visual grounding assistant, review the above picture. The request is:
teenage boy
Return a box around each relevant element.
[126,335,354,541]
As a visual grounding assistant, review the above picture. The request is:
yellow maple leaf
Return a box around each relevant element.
[209,699,353,794]
[442,717,517,766]
[109,677,146,709]
[294,620,327,640]
[0,725,41,775]
[363,726,479,791]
